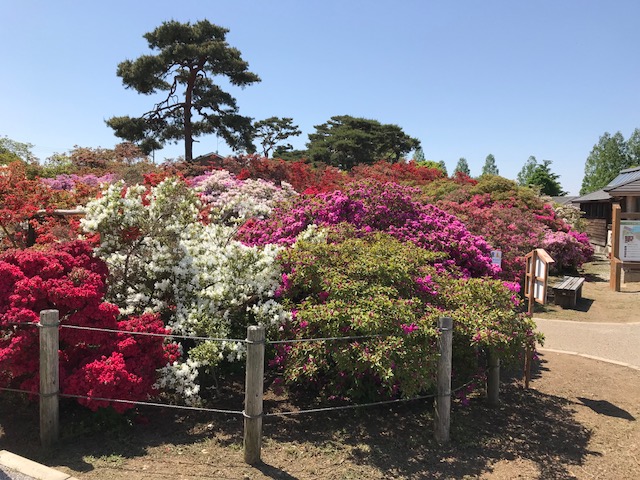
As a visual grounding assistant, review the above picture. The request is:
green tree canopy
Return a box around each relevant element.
[481,154,499,176]
[627,128,640,166]
[580,131,633,195]
[252,117,301,158]
[417,160,447,175]
[412,146,426,162]
[106,20,260,162]
[527,160,566,196]
[306,115,420,169]
[0,136,37,165]
[453,157,470,176]
[517,155,538,186]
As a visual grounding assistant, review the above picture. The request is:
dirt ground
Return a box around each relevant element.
[535,254,640,323]
[1,256,639,479]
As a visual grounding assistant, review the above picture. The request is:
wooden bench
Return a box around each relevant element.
[551,276,585,308]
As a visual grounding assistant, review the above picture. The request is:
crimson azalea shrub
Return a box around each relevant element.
[0,241,178,412]
[239,180,499,279]
[273,230,538,401]
[350,160,444,186]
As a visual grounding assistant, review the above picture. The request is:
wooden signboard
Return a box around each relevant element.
[524,248,554,306]
[523,248,554,389]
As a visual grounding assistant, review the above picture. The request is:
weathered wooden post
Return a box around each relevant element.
[434,316,453,444]
[39,309,59,448]
[486,349,500,406]
[243,325,265,464]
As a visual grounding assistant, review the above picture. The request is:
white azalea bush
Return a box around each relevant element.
[81,178,290,403]
[189,169,297,224]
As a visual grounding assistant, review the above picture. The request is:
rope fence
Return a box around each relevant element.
[0,310,502,463]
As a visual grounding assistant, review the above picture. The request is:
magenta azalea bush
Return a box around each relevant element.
[239,181,500,279]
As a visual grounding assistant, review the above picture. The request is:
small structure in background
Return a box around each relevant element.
[571,189,614,255]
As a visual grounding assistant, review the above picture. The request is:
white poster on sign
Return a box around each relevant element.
[490,249,502,267]
[620,220,640,261]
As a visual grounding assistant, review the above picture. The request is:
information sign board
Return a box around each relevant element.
[620,220,640,261]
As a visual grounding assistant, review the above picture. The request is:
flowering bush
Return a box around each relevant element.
[0,162,87,250]
[189,169,297,224]
[273,231,538,401]
[428,176,593,282]
[0,241,177,412]
[541,230,594,273]
[41,173,117,191]
[239,180,499,279]
[82,178,290,402]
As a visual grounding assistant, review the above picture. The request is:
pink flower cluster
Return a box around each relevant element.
[239,181,499,278]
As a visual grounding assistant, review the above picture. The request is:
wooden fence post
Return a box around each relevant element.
[243,325,265,464]
[486,349,500,406]
[39,309,59,449]
[434,316,453,444]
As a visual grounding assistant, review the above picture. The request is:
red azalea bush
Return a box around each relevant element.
[0,162,92,251]
[0,241,178,412]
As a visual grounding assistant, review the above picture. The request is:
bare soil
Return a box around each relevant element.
[1,256,639,479]
[535,255,640,323]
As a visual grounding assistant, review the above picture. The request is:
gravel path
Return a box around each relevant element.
[534,317,640,369]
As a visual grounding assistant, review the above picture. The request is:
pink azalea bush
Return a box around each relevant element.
[541,230,594,273]
[239,180,500,279]
[41,173,117,191]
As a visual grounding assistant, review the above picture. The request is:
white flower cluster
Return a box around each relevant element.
[154,358,201,405]
[82,177,291,404]
[190,170,297,224]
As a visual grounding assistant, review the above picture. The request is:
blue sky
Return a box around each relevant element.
[2,1,639,195]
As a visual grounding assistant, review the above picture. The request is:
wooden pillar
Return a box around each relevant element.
[611,204,621,291]
[243,325,265,464]
[39,309,60,449]
[486,349,500,406]
[434,316,453,444]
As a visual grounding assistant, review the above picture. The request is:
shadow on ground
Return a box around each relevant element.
[0,362,597,479]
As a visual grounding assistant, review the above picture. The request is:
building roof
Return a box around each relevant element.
[571,189,612,203]
[603,166,640,194]
[551,196,578,205]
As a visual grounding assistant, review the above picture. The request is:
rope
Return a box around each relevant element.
[0,386,38,395]
[264,393,437,417]
[60,324,245,343]
[267,334,386,345]
[58,392,244,416]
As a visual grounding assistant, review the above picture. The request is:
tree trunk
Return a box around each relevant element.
[184,71,195,162]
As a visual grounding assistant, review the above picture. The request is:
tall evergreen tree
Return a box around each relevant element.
[528,160,566,196]
[107,20,260,162]
[306,115,420,169]
[517,155,538,186]
[453,157,470,176]
[413,146,426,162]
[481,154,499,176]
[252,117,301,158]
